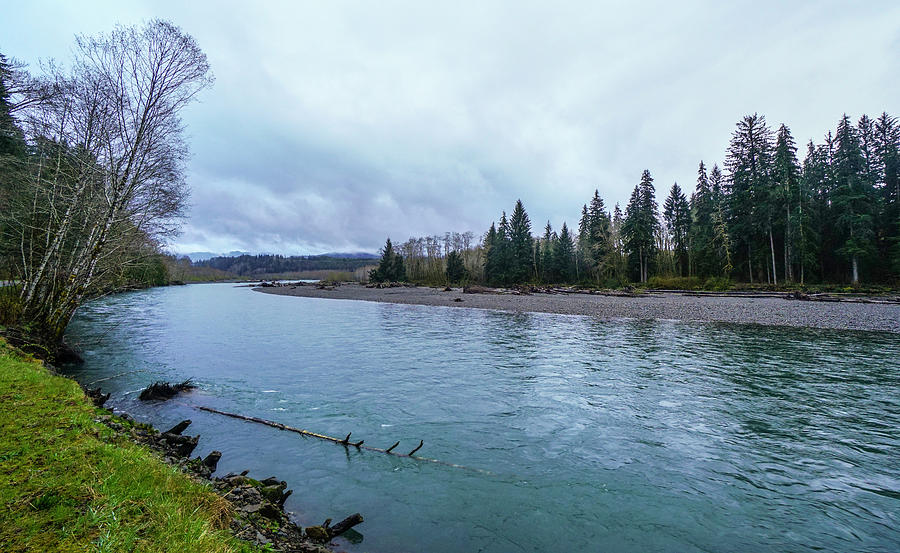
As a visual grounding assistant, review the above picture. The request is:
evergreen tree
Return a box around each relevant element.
[577,204,590,281]
[0,53,26,158]
[553,223,575,282]
[690,161,716,277]
[445,250,467,283]
[483,222,498,283]
[508,199,533,283]
[495,211,511,284]
[541,221,555,282]
[587,190,612,282]
[725,113,774,283]
[772,124,802,282]
[663,182,691,276]
[370,238,405,282]
[622,171,660,282]
[611,203,626,280]
[874,112,900,275]
[797,142,822,284]
[832,114,876,283]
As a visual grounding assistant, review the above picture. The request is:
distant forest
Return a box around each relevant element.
[380,112,899,288]
[196,254,376,276]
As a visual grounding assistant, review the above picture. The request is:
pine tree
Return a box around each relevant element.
[709,164,731,277]
[690,161,715,277]
[446,250,467,283]
[553,223,575,282]
[832,114,876,283]
[0,53,26,158]
[874,112,900,275]
[587,190,612,282]
[483,223,499,283]
[541,222,554,282]
[577,204,589,281]
[795,142,821,284]
[663,182,691,276]
[611,203,626,280]
[508,200,533,283]
[772,124,802,282]
[622,171,660,283]
[370,238,405,282]
[726,113,775,283]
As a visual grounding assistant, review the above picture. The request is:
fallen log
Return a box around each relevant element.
[165,419,192,435]
[328,513,364,538]
[194,405,490,474]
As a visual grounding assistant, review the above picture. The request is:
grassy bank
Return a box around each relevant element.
[0,339,256,553]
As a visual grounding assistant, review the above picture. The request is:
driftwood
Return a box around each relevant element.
[139,379,197,401]
[327,513,364,538]
[85,387,110,407]
[165,419,192,435]
[195,405,490,474]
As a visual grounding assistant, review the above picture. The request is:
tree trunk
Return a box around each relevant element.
[769,227,777,286]
[852,256,859,284]
[748,242,753,283]
[784,204,792,283]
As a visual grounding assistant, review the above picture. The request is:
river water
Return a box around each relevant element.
[63,283,900,553]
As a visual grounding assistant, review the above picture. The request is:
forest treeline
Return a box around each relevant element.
[0,22,213,344]
[196,254,376,276]
[378,112,899,288]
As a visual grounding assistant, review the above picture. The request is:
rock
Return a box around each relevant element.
[258,503,281,520]
[240,503,262,514]
[305,525,330,543]
[160,432,199,457]
[255,531,269,545]
[260,476,282,486]
[259,482,287,503]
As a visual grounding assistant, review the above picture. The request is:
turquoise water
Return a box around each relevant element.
[64,283,900,552]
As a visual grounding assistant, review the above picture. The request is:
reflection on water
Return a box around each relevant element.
[65,283,900,553]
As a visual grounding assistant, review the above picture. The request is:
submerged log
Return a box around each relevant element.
[139,379,197,401]
[194,405,491,474]
[328,513,364,538]
[202,450,222,471]
[165,419,192,435]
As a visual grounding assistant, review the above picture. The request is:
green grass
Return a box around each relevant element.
[0,339,258,553]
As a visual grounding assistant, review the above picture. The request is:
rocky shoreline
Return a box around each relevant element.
[256,281,900,333]
[85,389,361,552]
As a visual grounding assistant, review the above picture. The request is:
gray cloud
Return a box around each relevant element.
[3,1,899,254]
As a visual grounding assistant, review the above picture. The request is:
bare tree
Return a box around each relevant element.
[6,20,212,343]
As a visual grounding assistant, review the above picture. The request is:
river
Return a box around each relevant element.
[63,283,900,552]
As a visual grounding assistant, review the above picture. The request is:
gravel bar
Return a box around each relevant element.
[257,283,900,333]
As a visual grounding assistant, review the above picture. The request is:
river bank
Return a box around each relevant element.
[257,282,900,333]
[0,338,350,552]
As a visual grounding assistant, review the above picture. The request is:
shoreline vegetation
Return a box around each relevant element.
[256,281,900,333]
[0,338,357,553]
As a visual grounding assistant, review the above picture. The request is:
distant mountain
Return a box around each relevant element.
[178,251,250,262]
[318,252,378,259]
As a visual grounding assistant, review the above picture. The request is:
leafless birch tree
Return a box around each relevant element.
[3,20,212,342]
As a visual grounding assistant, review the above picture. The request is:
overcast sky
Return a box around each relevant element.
[2,1,899,254]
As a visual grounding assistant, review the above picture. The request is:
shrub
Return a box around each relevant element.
[646,276,703,290]
[703,277,733,291]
